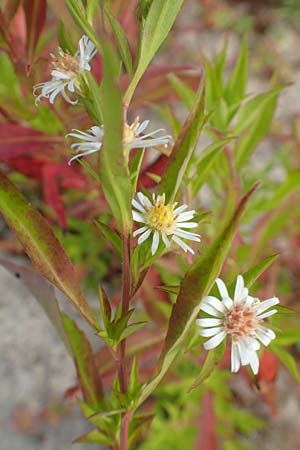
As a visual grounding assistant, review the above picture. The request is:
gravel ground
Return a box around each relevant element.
[0,264,97,450]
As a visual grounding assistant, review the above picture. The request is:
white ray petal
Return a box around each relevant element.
[234,275,245,303]
[196,318,223,327]
[175,222,198,229]
[151,230,160,255]
[199,326,224,337]
[171,235,194,254]
[203,331,226,350]
[133,226,148,237]
[173,204,188,215]
[231,343,241,373]
[173,229,200,241]
[176,211,195,221]
[253,297,279,314]
[138,228,152,245]
[132,211,146,223]
[257,309,278,319]
[201,296,226,314]
[162,233,170,248]
[132,198,146,214]
[216,278,229,299]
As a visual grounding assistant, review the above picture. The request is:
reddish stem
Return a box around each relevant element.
[118,232,131,449]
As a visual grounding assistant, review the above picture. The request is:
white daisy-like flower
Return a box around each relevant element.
[132,192,201,255]
[67,117,172,163]
[33,35,97,105]
[67,126,104,164]
[196,275,279,375]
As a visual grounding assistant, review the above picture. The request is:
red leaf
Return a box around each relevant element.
[4,155,88,226]
[195,391,219,450]
[138,155,169,189]
[0,124,62,159]
[43,165,67,229]
[23,0,47,69]
[256,349,278,415]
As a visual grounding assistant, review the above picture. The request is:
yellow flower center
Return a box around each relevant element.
[146,194,177,234]
[123,118,139,145]
[52,49,80,77]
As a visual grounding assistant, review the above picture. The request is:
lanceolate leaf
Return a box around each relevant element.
[234,91,280,169]
[242,254,279,288]
[65,0,100,50]
[105,7,133,76]
[138,183,259,405]
[23,0,47,67]
[63,315,104,407]
[225,35,248,105]
[0,170,97,329]
[158,76,205,202]
[99,39,132,233]
[124,0,184,104]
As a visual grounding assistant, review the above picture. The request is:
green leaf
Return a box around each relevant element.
[65,0,100,50]
[242,254,279,287]
[225,35,248,105]
[0,258,71,353]
[167,73,195,109]
[98,285,112,331]
[86,0,99,24]
[95,221,122,256]
[63,315,105,407]
[158,77,205,202]
[99,39,132,232]
[57,20,76,53]
[105,7,133,76]
[234,90,280,169]
[74,428,112,445]
[138,183,259,406]
[234,86,286,134]
[124,0,184,104]
[0,170,97,329]
[130,149,145,194]
[270,344,300,383]
[119,321,147,342]
[190,138,229,196]
[188,350,216,392]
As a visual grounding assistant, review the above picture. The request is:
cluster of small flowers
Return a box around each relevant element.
[34,35,279,376]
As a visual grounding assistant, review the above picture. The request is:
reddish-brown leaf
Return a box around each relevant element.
[23,0,47,68]
[195,391,219,450]
[0,124,62,158]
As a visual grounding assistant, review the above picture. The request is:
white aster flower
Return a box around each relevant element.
[122,117,172,150]
[67,126,104,164]
[196,275,279,375]
[132,192,201,255]
[33,35,97,105]
[67,117,172,163]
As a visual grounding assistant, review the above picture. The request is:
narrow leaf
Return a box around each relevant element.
[99,39,132,232]
[189,350,216,392]
[63,315,105,407]
[124,0,184,104]
[23,0,47,67]
[158,76,205,202]
[95,221,122,256]
[225,35,248,104]
[105,7,133,76]
[0,170,97,329]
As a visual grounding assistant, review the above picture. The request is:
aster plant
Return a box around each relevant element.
[0,1,298,450]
